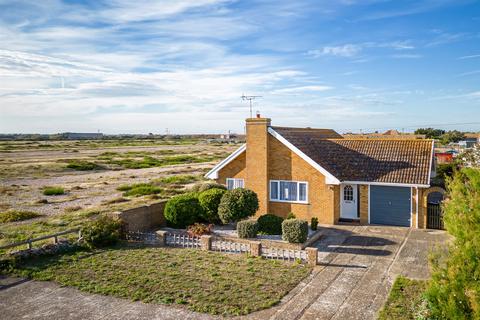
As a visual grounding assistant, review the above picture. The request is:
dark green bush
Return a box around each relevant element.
[257,213,283,235]
[310,217,318,231]
[66,160,99,171]
[43,186,65,196]
[218,188,259,223]
[81,215,123,248]
[198,188,227,223]
[286,212,296,220]
[282,219,308,243]
[164,193,203,228]
[191,182,227,193]
[237,220,258,238]
[0,210,41,223]
[425,168,480,319]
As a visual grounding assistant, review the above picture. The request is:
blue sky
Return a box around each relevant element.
[0,0,479,134]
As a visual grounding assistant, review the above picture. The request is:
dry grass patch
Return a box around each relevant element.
[0,210,41,223]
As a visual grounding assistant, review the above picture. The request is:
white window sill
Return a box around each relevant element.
[270,199,309,205]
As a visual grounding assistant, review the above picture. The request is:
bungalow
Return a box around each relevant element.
[206,117,437,228]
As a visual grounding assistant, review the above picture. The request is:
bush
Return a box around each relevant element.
[187,223,213,237]
[310,217,318,231]
[237,220,258,238]
[43,186,65,196]
[81,215,123,248]
[198,188,226,223]
[257,214,284,235]
[164,193,203,228]
[286,212,296,220]
[0,210,41,223]
[117,183,162,197]
[218,188,259,223]
[66,160,99,171]
[191,182,227,193]
[425,168,480,319]
[282,219,308,243]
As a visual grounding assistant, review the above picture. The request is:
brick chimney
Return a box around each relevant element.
[245,117,271,215]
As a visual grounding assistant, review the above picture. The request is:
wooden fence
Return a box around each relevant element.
[0,229,81,251]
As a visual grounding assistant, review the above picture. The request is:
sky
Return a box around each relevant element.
[0,0,479,134]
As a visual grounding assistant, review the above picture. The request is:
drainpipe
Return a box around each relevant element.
[416,187,419,229]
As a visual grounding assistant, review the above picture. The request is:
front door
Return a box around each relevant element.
[341,184,358,219]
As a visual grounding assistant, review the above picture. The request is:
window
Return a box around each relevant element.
[226,178,244,190]
[343,185,353,201]
[270,180,308,203]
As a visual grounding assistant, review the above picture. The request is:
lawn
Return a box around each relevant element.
[7,245,311,316]
[378,276,429,320]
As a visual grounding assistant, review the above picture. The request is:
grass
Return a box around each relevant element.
[42,186,65,196]
[155,174,201,185]
[7,245,311,315]
[65,160,101,171]
[0,210,41,223]
[117,183,162,197]
[378,276,429,320]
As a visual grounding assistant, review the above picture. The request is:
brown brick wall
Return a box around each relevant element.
[217,151,246,184]
[266,135,336,223]
[359,185,369,224]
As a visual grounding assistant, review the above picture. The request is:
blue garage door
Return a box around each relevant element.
[370,186,411,227]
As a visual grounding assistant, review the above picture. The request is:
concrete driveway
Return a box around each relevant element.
[0,225,448,320]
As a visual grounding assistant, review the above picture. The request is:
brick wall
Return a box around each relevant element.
[110,200,167,232]
[217,151,246,184]
[359,184,369,224]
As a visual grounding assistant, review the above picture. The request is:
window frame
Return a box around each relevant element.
[226,178,244,190]
[269,180,308,204]
[343,184,354,201]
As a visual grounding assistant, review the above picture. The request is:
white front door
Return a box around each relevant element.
[341,184,358,219]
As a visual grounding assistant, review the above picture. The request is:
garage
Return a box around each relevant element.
[370,186,411,227]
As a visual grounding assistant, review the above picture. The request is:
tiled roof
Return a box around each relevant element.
[272,127,433,185]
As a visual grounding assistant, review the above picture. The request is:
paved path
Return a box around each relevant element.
[0,225,447,320]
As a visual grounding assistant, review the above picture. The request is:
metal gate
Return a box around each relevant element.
[427,203,444,229]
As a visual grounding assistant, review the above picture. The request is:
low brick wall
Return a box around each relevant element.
[111,200,167,232]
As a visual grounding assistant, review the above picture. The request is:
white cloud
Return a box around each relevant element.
[458,54,480,60]
[272,85,333,94]
[308,44,361,57]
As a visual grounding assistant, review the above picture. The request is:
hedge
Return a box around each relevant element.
[257,213,283,235]
[218,188,259,223]
[164,193,204,228]
[282,219,308,243]
[237,220,258,239]
[198,188,226,223]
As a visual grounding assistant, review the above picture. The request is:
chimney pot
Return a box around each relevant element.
[256,111,261,118]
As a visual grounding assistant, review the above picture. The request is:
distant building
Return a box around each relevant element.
[458,133,479,149]
[63,132,103,140]
[342,130,426,140]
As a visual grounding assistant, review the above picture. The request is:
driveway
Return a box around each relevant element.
[0,225,448,320]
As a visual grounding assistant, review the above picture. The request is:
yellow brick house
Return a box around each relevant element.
[206,117,436,228]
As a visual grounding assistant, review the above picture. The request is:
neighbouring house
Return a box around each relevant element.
[435,152,454,164]
[206,117,438,228]
[458,133,479,149]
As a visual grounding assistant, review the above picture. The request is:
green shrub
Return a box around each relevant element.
[425,168,480,319]
[158,175,200,185]
[257,214,284,235]
[81,215,123,249]
[0,210,41,223]
[198,188,226,223]
[117,183,162,197]
[66,160,99,171]
[282,219,308,243]
[43,186,65,196]
[310,217,318,231]
[286,212,296,220]
[191,182,227,193]
[237,220,258,238]
[164,193,203,228]
[218,188,259,223]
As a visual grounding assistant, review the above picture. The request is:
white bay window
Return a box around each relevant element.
[226,178,244,190]
[270,180,308,203]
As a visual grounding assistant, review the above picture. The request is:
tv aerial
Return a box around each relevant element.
[241,94,262,118]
